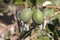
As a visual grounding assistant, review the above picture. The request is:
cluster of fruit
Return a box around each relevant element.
[20,8,44,25]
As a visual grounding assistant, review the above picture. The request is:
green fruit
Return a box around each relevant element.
[20,8,32,22]
[32,10,44,24]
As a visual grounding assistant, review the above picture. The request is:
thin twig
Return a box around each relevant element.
[46,6,60,10]
[23,0,28,8]
[39,5,60,9]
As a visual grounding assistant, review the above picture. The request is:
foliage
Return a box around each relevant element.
[0,0,60,40]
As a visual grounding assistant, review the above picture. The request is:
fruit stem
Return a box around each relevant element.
[23,0,28,8]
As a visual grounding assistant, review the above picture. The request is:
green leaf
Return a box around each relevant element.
[44,8,57,20]
[50,0,55,4]
[53,30,58,40]
[55,0,60,7]
[57,13,60,22]
[26,0,32,7]
[36,0,46,5]
[38,37,50,40]
[46,25,51,33]
[15,0,23,5]
[44,8,55,17]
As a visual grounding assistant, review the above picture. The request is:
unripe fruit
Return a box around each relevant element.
[20,8,32,22]
[32,10,44,25]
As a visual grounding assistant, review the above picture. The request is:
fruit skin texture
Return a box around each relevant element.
[20,8,32,22]
[32,10,44,25]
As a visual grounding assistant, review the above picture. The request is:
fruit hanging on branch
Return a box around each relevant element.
[32,9,44,25]
[20,8,33,23]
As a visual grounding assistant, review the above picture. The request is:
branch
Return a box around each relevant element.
[39,5,60,10]
[0,23,8,34]
[46,6,60,10]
